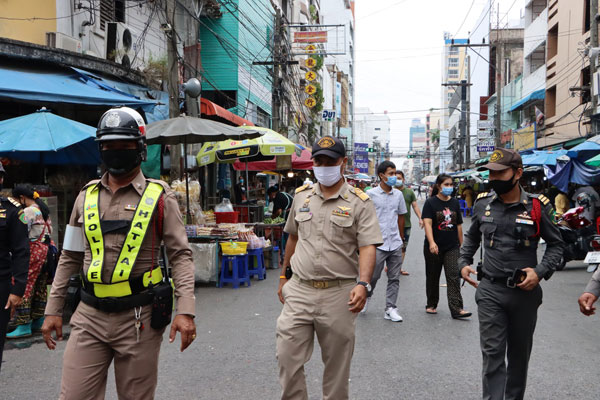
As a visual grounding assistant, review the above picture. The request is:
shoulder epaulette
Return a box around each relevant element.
[476,192,490,201]
[7,197,21,208]
[537,194,550,206]
[350,187,370,202]
[295,184,311,194]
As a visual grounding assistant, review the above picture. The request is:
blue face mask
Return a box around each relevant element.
[395,179,404,187]
[385,176,397,187]
[441,187,454,196]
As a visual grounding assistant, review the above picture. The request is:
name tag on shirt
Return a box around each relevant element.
[481,216,494,223]
[124,205,136,211]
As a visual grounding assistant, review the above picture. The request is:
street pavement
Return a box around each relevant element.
[2,199,600,399]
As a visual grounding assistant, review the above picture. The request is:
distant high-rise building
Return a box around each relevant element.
[409,118,426,151]
[441,33,469,131]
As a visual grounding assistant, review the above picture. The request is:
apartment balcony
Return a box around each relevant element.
[524,7,548,58]
[522,65,546,98]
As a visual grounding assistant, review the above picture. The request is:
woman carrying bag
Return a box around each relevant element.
[422,174,471,319]
[6,185,53,338]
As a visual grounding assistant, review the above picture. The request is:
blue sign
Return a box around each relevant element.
[477,145,495,152]
[353,153,369,173]
[354,142,368,154]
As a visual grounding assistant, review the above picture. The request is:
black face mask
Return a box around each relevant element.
[101,149,142,176]
[489,172,518,195]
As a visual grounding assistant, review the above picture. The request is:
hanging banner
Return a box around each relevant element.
[304,97,316,108]
[513,124,537,151]
[305,84,317,95]
[305,71,317,81]
[305,57,317,68]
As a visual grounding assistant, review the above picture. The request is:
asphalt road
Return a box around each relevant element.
[2,200,600,399]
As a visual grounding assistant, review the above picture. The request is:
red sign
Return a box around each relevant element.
[294,31,328,43]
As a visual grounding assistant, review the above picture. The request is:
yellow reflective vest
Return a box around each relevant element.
[83,182,164,298]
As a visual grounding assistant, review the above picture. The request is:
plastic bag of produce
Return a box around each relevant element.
[215,198,234,212]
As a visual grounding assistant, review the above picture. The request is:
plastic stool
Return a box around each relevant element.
[247,248,266,280]
[218,254,250,288]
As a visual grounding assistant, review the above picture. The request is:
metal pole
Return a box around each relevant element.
[591,0,598,136]
[272,8,281,132]
[460,80,467,171]
[167,0,181,183]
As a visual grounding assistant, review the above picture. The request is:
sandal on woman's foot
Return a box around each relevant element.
[452,310,472,319]
[426,307,437,314]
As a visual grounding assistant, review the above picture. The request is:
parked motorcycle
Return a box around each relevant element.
[556,206,596,271]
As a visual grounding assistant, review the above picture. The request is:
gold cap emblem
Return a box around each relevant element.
[490,150,503,162]
[317,137,335,148]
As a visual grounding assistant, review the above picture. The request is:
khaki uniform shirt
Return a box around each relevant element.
[284,181,383,280]
[46,171,195,316]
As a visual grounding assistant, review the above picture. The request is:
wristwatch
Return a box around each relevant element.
[357,281,372,293]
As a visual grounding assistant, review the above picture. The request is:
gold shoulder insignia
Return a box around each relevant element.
[538,194,550,206]
[476,192,489,200]
[350,187,370,202]
[7,197,21,208]
[295,184,311,194]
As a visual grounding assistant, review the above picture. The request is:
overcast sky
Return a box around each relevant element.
[354,0,526,165]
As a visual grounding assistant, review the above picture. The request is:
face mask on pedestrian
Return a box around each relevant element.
[100,148,142,176]
[383,175,397,187]
[441,186,454,196]
[489,172,518,195]
[313,164,342,187]
[395,179,404,188]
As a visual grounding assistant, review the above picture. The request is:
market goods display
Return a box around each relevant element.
[263,216,285,225]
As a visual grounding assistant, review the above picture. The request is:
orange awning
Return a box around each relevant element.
[200,98,255,127]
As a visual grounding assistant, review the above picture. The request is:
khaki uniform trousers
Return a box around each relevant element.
[276,277,357,400]
[60,301,166,400]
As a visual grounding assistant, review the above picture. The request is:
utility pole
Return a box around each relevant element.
[495,39,503,148]
[272,7,282,133]
[591,0,599,136]
[460,79,467,171]
[166,0,181,182]
[466,56,471,167]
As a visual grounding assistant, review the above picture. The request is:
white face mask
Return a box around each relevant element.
[313,165,342,187]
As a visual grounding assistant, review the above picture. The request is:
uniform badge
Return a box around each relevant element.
[485,204,491,211]
[482,216,494,223]
[18,210,27,224]
[484,211,491,216]
[332,209,351,217]
[516,218,534,225]
[300,199,310,212]
[338,206,351,212]
[125,205,136,211]
[0,212,6,219]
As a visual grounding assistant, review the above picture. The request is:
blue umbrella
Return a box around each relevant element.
[521,149,568,166]
[0,109,100,165]
[566,136,600,159]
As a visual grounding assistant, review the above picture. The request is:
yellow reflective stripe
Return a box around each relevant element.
[112,182,163,283]
[84,185,104,283]
[93,268,164,298]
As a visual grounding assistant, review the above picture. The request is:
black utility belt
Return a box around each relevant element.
[481,270,526,289]
[80,288,154,313]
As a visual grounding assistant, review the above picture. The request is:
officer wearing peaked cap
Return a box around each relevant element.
[458,148,564,400]
[276,136,382,400]
[42,107,197,399]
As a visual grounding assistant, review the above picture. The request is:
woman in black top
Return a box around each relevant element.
[422,174,471,319]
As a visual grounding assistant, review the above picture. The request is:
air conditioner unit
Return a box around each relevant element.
[46,32,82,54]
[105,22,138,69]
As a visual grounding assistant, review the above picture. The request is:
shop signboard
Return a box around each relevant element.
[513,124,536,151]
[353,154,369,173]
[353,142,369,173]
[322,110,336,121]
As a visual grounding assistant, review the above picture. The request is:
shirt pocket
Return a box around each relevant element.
[294,212,313,238]
[330,214,354,242]
[480,222,497,247]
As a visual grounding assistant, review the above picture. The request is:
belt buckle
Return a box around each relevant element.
[506,277,516,289]
[313,281,326,289]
